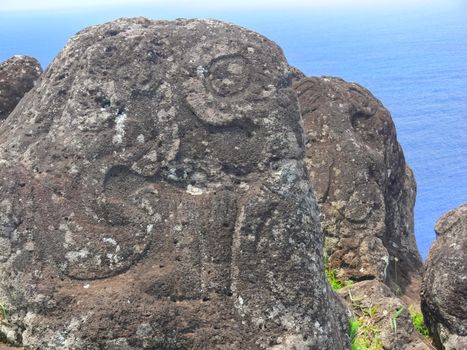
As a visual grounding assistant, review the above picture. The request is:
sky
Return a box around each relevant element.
[0,0,451,12]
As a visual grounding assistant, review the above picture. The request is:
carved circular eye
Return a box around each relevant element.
[207,55,250,97]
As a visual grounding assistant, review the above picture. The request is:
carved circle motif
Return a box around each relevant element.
[185,53,255,126]
[206,55,250,98]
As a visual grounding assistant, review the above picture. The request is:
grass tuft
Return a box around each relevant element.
[390,307,405,333]
[410,310,430,338]
[324,258,353,291]
[0,303,9,322]
[348,318,383,350]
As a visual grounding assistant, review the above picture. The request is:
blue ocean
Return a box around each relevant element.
[1,2,466,259]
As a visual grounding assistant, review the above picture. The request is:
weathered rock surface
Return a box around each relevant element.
[0,18,349,349]
[294,77,423,299]
[0,55,42,120]
[339,280,431,350]
[421,204,467,350]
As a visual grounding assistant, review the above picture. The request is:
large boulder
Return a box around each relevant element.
[0,55,42,120]
[0,18,349,349]
[421,204,467,350]
[294,77,423,299]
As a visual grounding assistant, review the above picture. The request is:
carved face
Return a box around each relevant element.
[29,24,298,283]
[2,19,301,287]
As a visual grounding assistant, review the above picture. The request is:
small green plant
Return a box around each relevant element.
[410,311,430,338]
[0,303,17,348]
[324,258,353,291]
[362,305,379,318]
[391,307,405,333]
[349,318,359,344]
[0,302,9,322]
[348,318,383,350]
[392,257,402,297]
[326,267,346,290]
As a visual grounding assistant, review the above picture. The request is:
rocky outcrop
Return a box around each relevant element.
[294,77,423,300]
[0,18,349,349]
[421,204,467,350]
[0,56,42,120]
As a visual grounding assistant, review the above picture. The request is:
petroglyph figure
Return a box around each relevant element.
[0,19,348,349]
